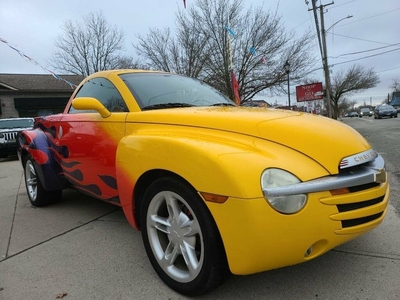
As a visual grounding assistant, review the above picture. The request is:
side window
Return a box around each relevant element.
[68,78,128,114]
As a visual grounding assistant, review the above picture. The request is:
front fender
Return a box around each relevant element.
[18,129,66,191]
[115,130,330,222]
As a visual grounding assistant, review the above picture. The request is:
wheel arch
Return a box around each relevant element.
[133,169,182,229]
[18,129,66,191]
[115,134,261,229]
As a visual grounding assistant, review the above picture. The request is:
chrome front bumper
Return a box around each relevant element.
[263,154,386,198]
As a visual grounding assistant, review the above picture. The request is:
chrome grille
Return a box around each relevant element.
[330,181,387,229]
[335,162,386,227]
[317,155,388,233]
[348,182,380,192]
[3,132,18,141]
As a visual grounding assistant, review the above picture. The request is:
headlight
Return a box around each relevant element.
[0,133,4,138]
[261,168,307,214]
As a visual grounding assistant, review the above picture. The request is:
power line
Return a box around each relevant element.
[291,17,312,31]
[331,47,400,66]
[336,7,400,27]
[377,66,400,73]
[302,60,400,86]
[330,43,400,58]
[329,0,357,10]
[328,32,393,45]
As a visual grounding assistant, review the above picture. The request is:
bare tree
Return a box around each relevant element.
[330,65,379,119]
[116,56,149,70]
[338,97,358,116]
[51,11,135,76]
[135,18,210,78]
[390,77,400,92]
[134,0,316,103]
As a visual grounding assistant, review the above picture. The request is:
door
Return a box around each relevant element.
[56,77,129,203]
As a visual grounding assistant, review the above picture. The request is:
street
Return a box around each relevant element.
[342,116,400,213]
[0,116,399,300]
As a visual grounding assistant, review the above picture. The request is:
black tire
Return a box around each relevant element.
[140,176,229,296]
[23,155,62,207]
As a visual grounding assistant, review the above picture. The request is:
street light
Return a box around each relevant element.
[283,60,291,110]
[326,15,353,33]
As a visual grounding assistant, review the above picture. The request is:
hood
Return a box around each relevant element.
[0,127,32,132]
[128,106,371,174]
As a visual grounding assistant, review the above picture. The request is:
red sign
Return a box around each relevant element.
[296,82,324,102]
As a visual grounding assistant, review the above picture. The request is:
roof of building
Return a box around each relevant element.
[0,74,84,92]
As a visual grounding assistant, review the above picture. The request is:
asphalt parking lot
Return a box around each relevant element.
[1,152,400,300]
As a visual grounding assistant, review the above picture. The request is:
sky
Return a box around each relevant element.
[0,0,399,107]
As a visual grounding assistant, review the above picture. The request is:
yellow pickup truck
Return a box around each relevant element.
[17,70,389,296]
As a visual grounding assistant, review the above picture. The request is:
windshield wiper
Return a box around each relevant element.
[142,103,195,111]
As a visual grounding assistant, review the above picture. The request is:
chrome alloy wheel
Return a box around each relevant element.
[146,190,204,283]
[25,159,38,201]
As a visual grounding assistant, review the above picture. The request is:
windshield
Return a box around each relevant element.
[120,73,235,110]
[380,105,394,111]
[0,119,34,129]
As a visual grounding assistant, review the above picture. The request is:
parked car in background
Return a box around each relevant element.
[0,118,34,158]
[17,69,390,296]
[374,104,398,119]
[350,111,359,118]
[360,107,373,117]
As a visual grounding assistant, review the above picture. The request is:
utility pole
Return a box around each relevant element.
[309,1,353,118]
[319,3,334,118]
[309,1,334,118]
[284,60,291,110]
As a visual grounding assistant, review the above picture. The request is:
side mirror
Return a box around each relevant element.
[72,97,111,118]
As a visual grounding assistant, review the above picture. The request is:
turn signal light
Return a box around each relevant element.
[200,192,228,203]
[330,188,350,196]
